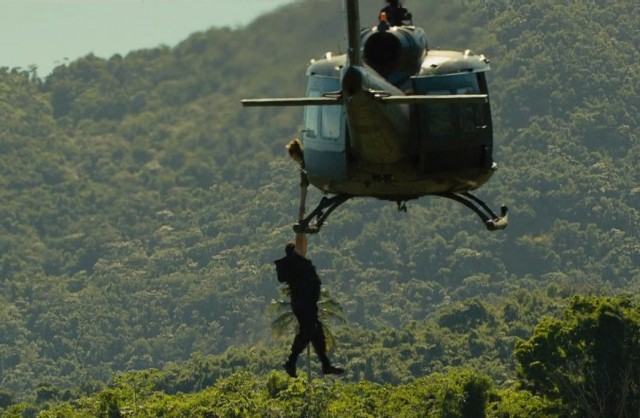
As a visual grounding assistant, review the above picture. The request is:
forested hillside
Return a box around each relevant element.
[1,0,639,416]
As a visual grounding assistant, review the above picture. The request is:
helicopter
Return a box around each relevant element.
[242,0,508,234]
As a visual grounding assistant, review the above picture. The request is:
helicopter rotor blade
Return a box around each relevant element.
[376,94,488,105]
[241,97,342,107]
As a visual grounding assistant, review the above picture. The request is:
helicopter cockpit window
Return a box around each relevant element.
[321,105,341,140]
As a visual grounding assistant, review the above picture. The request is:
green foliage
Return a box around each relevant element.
[437,298,493,333]
[22,298,640,416]
[0,0,639,412]
[41,368,500,417]
[0,388,15,409]
[515,296,640,417]
[488,388,556,418]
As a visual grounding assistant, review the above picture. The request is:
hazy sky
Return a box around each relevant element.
[0,0,295,77]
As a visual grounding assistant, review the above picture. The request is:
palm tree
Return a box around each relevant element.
[269,287,346,382]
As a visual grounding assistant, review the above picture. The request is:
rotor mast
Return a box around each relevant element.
[343,0,362,67]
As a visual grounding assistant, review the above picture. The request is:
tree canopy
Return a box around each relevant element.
[0,0,639,414]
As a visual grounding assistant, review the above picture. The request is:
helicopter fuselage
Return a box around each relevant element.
[241,0,507,233]
[302,24,495,201]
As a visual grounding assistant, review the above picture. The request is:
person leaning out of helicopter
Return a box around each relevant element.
[286,138,310,194]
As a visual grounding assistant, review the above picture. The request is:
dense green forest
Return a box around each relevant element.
[0,0,639,416]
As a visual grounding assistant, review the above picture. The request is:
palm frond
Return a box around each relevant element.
[271,311,297,338]
[317,289,347,324]
[321,322,337,352]
[269,286,346,349]
[267,298,291,316]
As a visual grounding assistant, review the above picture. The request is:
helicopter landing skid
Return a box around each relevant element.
[437,192,508,231]
[293,194,352,234]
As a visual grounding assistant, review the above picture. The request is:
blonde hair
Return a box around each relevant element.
[286,138,304,162]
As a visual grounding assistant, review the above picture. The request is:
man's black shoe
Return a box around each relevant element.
[283,361,297,378]
[322,365,345,376]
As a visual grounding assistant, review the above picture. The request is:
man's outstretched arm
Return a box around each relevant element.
[295,179,308,257]
[294,232,307,257]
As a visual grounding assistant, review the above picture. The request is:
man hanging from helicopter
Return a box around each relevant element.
[273,140,344,378]
[380,0,412,26]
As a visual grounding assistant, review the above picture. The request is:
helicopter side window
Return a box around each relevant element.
[321,105,341,140]
[304,90,321,139]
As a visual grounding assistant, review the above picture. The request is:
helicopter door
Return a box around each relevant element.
[302,77,347,182]
[412,73,493,174]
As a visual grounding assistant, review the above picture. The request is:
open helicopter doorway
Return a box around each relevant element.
[412,72,493,175]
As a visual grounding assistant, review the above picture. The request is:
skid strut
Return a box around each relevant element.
[437,192,508,231]
[293,194,352,234]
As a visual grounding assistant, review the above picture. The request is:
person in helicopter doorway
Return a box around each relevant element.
[380,0,412,26]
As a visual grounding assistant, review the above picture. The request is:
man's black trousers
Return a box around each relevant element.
[289,306,329,367]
